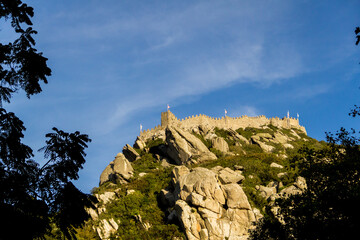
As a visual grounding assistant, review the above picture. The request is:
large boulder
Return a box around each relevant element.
[96,218,119,240]
[172,165,190,183]
[256,185,277,201]
[211,137,229,153]
[133,136,146,150]
[175,200,205,240]
[175,167,225,204]
[99,153,134,185]
[280,176,307,198]
[228,129,250,144]
[222,183,251,209]
[122,144,140,162]
[165,126,217,164]
[218,167,244,184]
[255,133,273,140]
[251,135,275,152]
[95,191,116,205]
[166,167,256,240]
[273,132,289,144]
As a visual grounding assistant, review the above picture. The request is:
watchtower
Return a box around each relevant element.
[161,110,178,127]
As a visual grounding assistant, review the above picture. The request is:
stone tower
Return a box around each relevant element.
[161,110,178,127]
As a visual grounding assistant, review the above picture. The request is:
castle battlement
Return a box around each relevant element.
[140,110,306,139]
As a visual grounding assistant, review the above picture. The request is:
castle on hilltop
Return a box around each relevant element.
[140,110,306,139]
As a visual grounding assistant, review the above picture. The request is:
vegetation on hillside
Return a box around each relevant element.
[250,129,360,240]
[80,123,326,239]
[81,154,184,240]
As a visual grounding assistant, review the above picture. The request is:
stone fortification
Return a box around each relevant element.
[140,111,306,140]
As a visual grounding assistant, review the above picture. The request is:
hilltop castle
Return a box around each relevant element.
[140,110,306,139]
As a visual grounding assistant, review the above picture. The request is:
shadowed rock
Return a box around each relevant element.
[122,144,140,162]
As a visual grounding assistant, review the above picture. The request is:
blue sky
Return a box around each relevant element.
[1,0,360,193]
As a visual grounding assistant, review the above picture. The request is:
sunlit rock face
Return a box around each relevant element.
[165,166,257,240]
[165,126,217,165]
[92,110,311,239]
[99,153,134,185]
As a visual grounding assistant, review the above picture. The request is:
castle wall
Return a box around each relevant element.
[140,111,306,140]
[160,111,306,134]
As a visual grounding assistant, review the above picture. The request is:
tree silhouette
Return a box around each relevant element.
[0,1,95,239]
[250,27,360,240]
[250,130,360,240]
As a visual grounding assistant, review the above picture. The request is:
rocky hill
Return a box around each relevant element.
[75,111,324,240]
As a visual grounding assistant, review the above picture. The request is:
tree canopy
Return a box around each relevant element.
[250,27,360,240]
[0,1,95,239]
[250,129,360,240]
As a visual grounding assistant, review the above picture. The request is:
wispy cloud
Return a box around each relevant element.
[228,106,260,117]
[12,0,358,193]
[290,84,332,100]
[29,0,359,135]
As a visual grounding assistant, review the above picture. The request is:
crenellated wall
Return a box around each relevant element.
[139,124,165,140]
[140,110,306,139]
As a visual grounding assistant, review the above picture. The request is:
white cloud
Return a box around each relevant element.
[29,0,358,134]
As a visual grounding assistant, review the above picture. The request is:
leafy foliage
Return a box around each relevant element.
[236,126,275,140]
[0,0,51,103]
[132,152,160,173]
[250,128,360,240]
[146,138,165,149]
[214,127,236,146]
[0,1,95,239]
[250,26,360,240]
[0,110,95,239]
[97,167,184,239]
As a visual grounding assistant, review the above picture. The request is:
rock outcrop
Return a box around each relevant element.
[99,153,134,185]
[211,137,229,153]
[228,129,250,144]
[164,166,256,240]
[91,110,314,239]
[133,136,146,150]
[122,144,140,162]
[166,126,217,164]
[97,218,119,240]
[279,176,307,198]
[251,135,275,153]
[256,177,307,202]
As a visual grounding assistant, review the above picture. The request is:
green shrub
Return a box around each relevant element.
[242,143,263,154]
[214,128,236,146]
[132,153,160,173]
[99,168,184,239]
[210,147,224,158]
[243,187,268,211]
[236,127,275,140]
[229,145,245,154]
[146,138,165,149]
[214,127,229,139]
